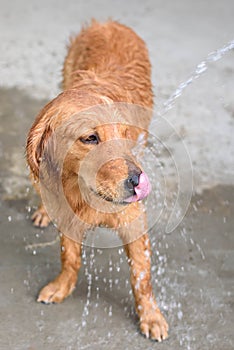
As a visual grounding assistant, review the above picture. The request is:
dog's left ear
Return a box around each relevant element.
[26,103,55,179]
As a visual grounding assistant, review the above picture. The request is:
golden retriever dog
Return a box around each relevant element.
[26,20,168,341]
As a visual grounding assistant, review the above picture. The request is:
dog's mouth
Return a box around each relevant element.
[90,188,122,204]
[90,172,151,205]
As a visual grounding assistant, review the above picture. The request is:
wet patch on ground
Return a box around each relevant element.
[0,87,47,200]
[0,88,233,349]
[0,182,233,349]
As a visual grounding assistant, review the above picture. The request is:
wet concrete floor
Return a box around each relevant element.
[0,87,233,350]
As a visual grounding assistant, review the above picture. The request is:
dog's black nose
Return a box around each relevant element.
[125,173,140,194]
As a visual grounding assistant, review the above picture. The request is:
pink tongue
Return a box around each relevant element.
[125,172,151,203]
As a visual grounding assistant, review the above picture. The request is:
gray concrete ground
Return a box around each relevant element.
[0,1,234,349]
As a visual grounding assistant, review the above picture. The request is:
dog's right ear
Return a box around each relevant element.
[26,104,54,179]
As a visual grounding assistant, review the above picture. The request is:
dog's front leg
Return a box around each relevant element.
[123,233,168,341]
[37,234,82,304]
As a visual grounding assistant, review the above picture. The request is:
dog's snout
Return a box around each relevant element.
[125,172,141,194]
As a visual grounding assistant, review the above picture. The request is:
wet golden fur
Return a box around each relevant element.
[26,20,168,341]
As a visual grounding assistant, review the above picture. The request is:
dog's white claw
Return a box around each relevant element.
[140,322,150,339]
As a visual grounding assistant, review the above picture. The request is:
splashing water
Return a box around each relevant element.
[81,246,95,328]
[145,39,234,234]
[161,40,234,114]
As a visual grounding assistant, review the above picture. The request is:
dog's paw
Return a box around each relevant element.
[140,309,168,342]
[37,279,75,304]
[31,206,50,227]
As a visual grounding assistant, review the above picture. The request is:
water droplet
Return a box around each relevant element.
[108,305,112,317]
[144,250,150,258]
[177,310,183,320]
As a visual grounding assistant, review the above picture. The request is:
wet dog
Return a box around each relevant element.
[26,20,168,341]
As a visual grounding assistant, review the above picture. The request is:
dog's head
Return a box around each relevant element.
[26,90,151,208]
[71,121,151,205]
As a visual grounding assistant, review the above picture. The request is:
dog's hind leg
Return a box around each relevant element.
[31,203,51,227]
[30,179,51,227]
[37,234,82,304]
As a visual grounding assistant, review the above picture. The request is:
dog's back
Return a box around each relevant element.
[63,20,153,108]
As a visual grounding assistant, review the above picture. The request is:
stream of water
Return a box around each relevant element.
[161,40,234,115]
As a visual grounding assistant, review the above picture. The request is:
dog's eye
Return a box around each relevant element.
[80,134,99,145]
